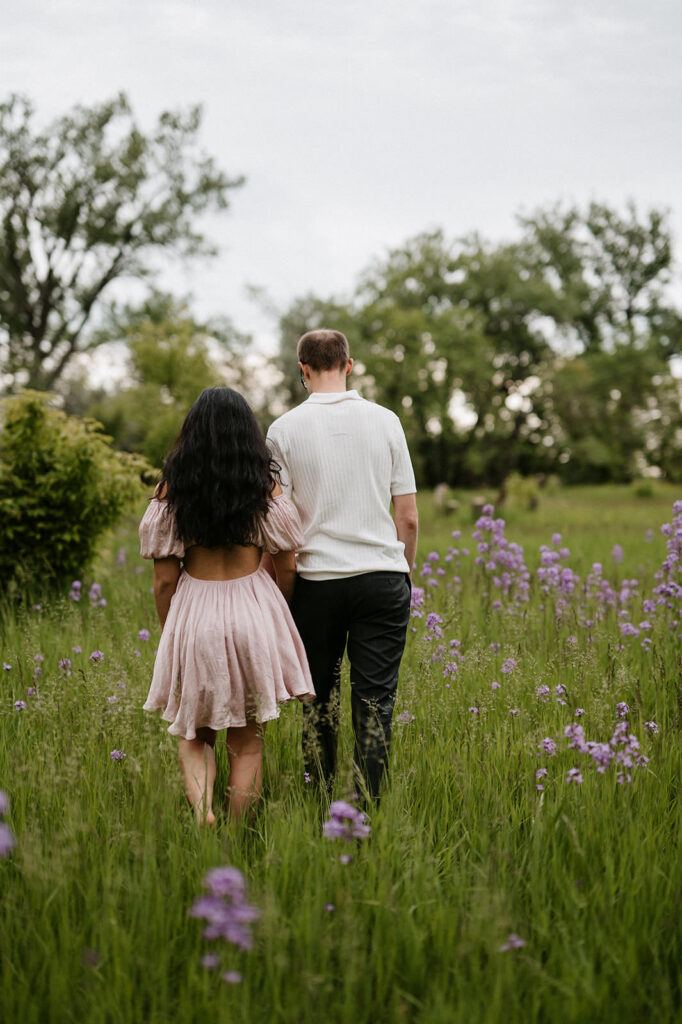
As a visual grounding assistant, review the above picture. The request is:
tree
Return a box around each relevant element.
[87,293,248,467]
[275,204,682,486]
[0,93,243,391]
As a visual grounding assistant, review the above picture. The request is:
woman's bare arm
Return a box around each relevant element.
[153,557,182,628]
[271,550,296,604]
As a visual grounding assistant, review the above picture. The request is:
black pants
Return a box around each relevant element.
[292,571,411,800]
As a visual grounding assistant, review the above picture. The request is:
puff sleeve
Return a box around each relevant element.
[139,499,185,560]
[254,494,305,554]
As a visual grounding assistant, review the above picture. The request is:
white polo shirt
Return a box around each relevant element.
[266,390,417,581]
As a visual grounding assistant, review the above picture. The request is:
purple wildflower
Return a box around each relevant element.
[564,723,588,753]
[72,646,82,654]
[138,629,151,642]
[538,737,557,756]
[565,768,583,784]
[589,742,614,773]
[397,710,415,724]
[110,750,126,762]
[222,971,243,984]
[0,790,9,815]
[325,903,335,912]
[612,544,624,565]
[117,548,127,565]
[410,585,425,618]
[468,706,479,715]
[644,721,658,735]
[89,651,105,663]
[535,768,548,779]
[200,954,221,970]
[69,580,82,601]
[499,933,526,952]
[574,708,586,718]
[501,658,517,674]
[14,700,27,711]
[89,583,102,602]
[509,708,520,717]
[615,702,629,719]
[491,681,501,690]
[2,663,10,671]
[339,854,352,865]
[536,685,550,699]
[304,771,311,783]
[323,800,371,842]
[425,613,444,638]
[0,823,16,857]
[59,657,72,674]
[190,866,260,951]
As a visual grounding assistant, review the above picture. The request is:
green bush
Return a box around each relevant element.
[0,391,150,593]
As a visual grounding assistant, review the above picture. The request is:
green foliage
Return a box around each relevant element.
[0,487,680,1022]
[0,391,149,592]
[0,93,243,391]
[276,203,682,487]
[87,293,248,467]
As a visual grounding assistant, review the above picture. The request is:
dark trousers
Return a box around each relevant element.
[292,571,411,800]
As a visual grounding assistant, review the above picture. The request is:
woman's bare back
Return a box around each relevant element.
[183,543,261,581]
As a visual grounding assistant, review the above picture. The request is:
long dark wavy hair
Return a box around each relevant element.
[160,387,279,548]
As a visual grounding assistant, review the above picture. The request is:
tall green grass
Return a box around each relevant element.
[1,484,681,1023]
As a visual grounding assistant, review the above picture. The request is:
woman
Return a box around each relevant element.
[139,387,315,824]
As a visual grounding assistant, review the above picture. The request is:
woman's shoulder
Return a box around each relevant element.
[139,486,184,559]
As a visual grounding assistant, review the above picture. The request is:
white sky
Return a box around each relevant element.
[2,0,681,367]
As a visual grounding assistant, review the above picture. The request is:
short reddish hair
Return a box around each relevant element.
[297,329,350,372]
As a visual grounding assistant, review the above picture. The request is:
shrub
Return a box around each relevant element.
[0,391,150,593]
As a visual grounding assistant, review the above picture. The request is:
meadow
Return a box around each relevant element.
[1,483,681,1024]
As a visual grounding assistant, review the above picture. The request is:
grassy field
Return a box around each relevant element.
[1,483,682,1023]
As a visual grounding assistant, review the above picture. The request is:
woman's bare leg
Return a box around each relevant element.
[178,728,217,825]
[226,720,265,821]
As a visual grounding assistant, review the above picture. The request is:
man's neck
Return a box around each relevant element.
[307,374,349,394]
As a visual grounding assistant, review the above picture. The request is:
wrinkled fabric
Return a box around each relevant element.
[143,567,315,738]
[138,492,304,559]
[139,499,185,559]
[138,493,314,739]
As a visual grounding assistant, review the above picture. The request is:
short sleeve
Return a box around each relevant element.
[390,417,417,496]
[254,494,304,554]
[139,499,185,560]
[266,429,292,499]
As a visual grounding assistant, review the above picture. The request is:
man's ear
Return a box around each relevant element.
[346,358,354,376]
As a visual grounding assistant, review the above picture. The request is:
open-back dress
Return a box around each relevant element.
[139,493,315,739]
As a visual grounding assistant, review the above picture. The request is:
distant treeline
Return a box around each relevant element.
[1,94,681,486]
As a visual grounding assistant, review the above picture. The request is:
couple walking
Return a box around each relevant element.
[139,330,418,823]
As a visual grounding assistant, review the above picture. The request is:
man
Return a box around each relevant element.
[266,329,418,800]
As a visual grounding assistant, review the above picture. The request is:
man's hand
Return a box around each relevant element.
[392,493,418,578]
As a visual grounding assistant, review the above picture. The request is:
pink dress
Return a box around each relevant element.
[139,494,315,739]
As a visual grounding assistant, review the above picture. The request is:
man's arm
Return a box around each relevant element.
[392,493,418,579]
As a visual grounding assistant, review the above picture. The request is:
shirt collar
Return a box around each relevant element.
[306,389,362,405]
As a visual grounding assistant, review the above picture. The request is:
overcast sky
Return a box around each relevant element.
[2,0,681,362]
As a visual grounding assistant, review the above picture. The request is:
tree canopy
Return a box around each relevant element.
[0,93,243,391]
[276,202,682,485]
